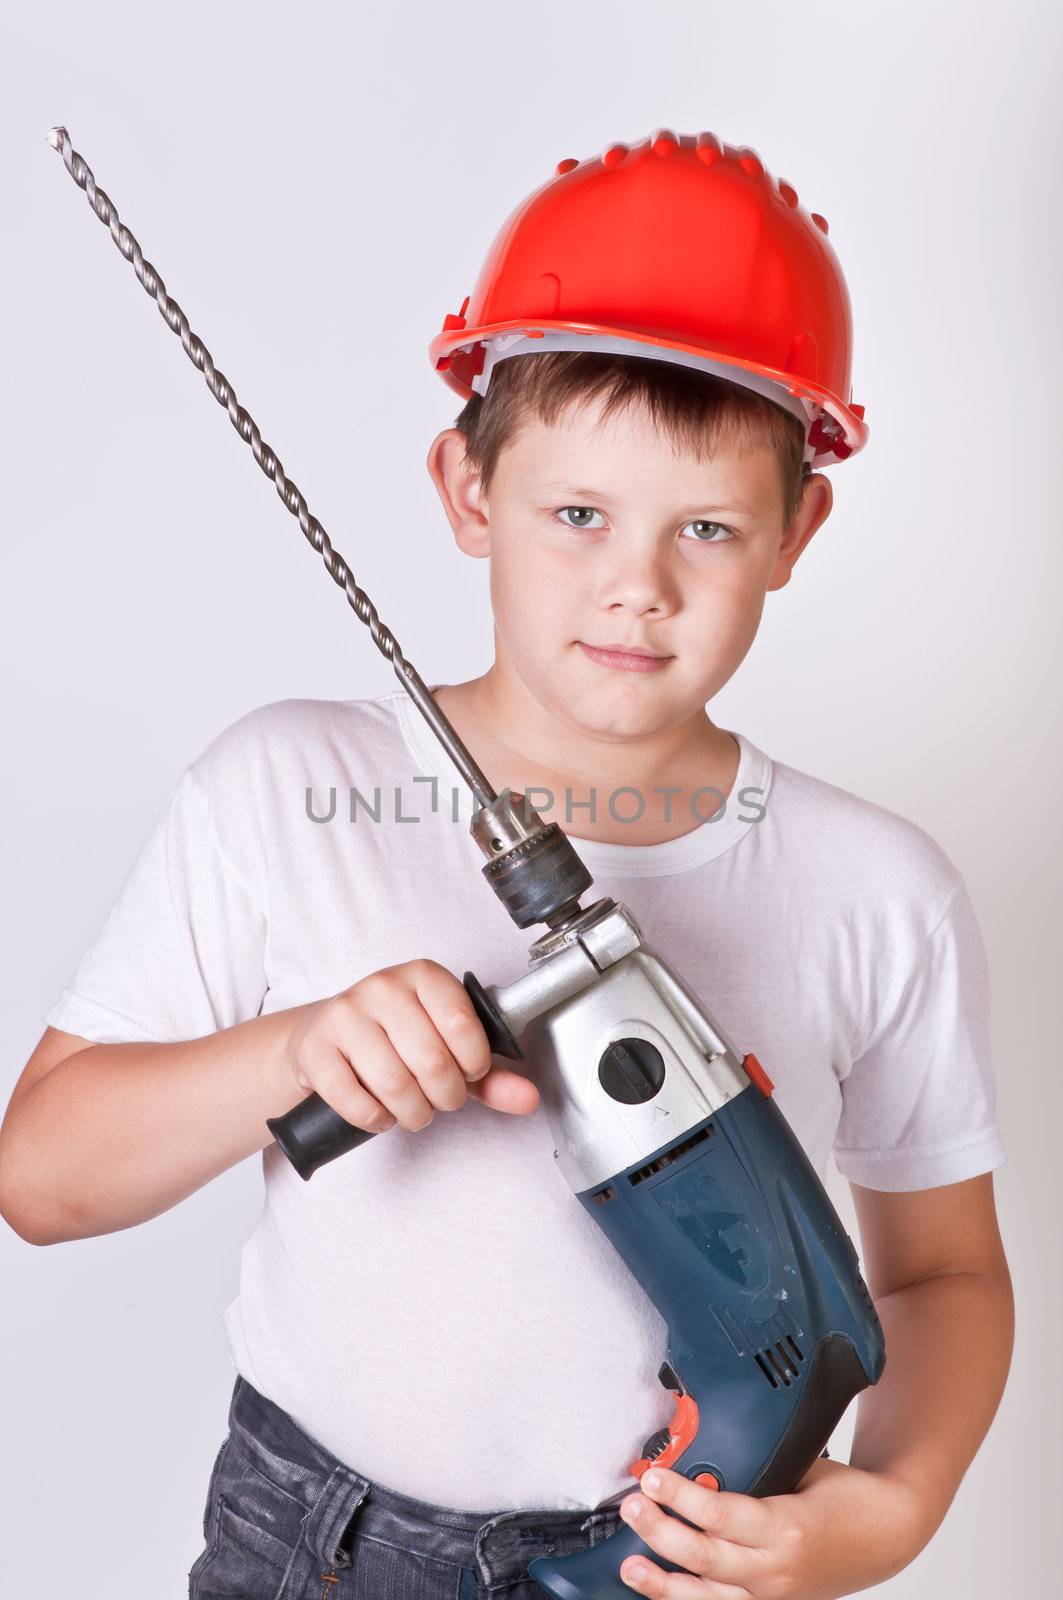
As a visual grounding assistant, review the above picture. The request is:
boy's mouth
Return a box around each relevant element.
[577,640,672,673]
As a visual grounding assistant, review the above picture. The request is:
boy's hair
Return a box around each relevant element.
[453,351,812,527]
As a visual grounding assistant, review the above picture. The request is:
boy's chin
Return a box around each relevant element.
[550,678,693,740]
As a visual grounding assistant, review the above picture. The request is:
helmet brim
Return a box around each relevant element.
[429,317,868,468]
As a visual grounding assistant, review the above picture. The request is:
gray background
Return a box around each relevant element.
[3,1,1057,1593]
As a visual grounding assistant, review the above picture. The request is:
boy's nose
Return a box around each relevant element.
[598,549,677,619]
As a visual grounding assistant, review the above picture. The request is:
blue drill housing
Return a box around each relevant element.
[529,1083,886,1599]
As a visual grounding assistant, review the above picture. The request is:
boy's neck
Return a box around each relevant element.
[431,669,741,848]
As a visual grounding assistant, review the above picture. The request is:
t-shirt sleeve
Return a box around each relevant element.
[42,751,268,1045]
[833,875,1006,1192]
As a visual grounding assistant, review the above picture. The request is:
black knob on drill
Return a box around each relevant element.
[597,1037,666,1105]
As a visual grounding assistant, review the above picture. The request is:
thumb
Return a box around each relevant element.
[467,1063,540,1115]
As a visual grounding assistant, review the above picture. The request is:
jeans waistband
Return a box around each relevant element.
[226,1378,624,1588]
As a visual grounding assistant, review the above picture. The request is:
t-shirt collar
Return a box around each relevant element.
[391,688,772,879]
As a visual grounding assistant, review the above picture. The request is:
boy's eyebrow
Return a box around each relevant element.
[533,482,759,516]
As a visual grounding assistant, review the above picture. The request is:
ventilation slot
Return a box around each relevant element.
[754,1335,805,1389]
[628,1124,716,1187]
[591,1185,616,1206]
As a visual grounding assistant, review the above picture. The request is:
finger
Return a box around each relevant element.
[327,1007,437,1131]
[410,962,495,1085]
[618,1549,751,1599]
[638,1468,774,1549]
[466,1066,541,1115]
[372,985,473,1113]
[297,1036,397,1133]
[619,1494,756,1590]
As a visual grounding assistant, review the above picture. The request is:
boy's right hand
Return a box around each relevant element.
[283,959,539,1134]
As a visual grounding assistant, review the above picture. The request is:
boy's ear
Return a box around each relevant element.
[766,472,833,591]
[426,429,491,558]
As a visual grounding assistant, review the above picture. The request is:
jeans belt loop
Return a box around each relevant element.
[581,1507,622,1547]
[303,1465,371,1570]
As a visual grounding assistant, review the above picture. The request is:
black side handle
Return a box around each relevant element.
[266,970,526,1181]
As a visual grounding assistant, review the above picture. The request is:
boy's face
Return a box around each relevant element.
[428,391,832,744]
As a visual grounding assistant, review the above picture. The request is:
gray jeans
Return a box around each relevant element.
[189,1378,624,1599]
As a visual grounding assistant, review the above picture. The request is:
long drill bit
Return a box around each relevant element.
[47,126,498,811]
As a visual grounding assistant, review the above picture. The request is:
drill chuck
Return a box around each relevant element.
[471,791,593,929]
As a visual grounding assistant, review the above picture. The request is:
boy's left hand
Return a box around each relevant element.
[616,1458,924,1598]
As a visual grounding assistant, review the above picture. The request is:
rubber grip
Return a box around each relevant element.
[266,969,525,1180]
[266,1092,374,1178]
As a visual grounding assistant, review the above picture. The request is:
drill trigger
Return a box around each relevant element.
[627,1362,701,1481]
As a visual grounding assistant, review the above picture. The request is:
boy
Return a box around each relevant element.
[0,131,1013,1599]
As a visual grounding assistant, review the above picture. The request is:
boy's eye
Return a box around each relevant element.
[556,506,605,529]
[550,505,736,544]
[681,520,734,544]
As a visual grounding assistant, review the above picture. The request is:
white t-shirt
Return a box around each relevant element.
[44,692,1006,1513]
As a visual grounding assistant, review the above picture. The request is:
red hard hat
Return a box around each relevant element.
[430,129,867,468]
